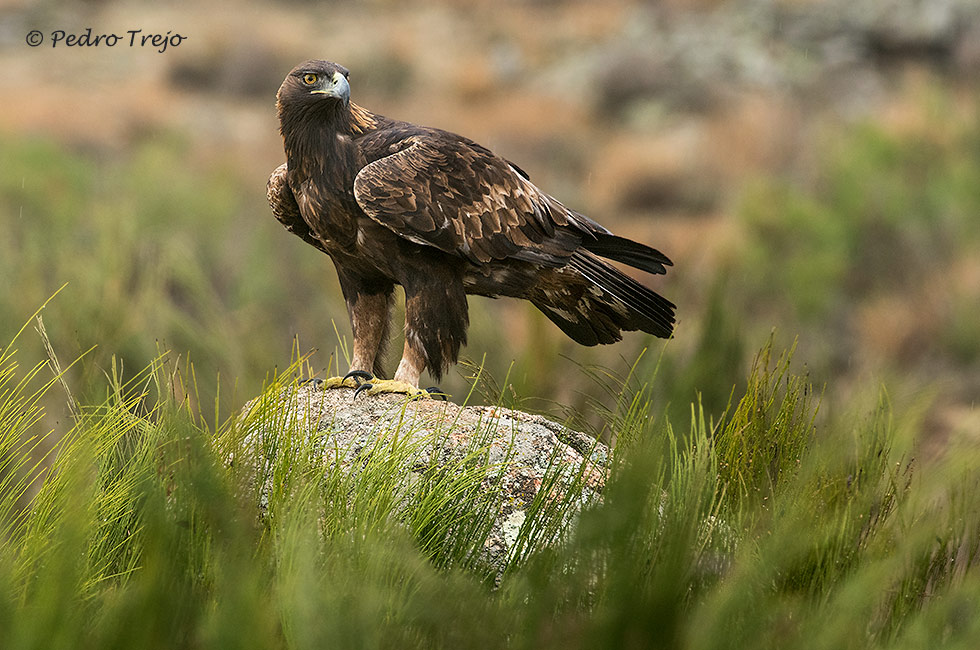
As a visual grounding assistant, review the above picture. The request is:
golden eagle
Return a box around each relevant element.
[268,60,675,397]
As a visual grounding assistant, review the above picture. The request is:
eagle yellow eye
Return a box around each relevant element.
[302,73,318,85]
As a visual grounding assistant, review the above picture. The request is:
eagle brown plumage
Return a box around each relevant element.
[268,60,676,396]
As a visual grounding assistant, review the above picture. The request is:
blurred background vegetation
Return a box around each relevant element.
[2,0,979,439]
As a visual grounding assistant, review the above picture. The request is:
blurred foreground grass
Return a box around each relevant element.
[1,319,979,649]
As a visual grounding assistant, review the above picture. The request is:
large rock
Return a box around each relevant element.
[235,383,609,576]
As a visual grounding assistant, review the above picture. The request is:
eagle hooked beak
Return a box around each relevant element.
[311,72,350,103]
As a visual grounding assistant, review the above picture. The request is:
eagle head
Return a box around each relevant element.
[277,60,351,110]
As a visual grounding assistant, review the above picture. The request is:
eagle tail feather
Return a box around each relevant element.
[532,253,675,345]
[583,233,672,276]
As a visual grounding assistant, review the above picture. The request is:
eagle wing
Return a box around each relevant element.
[267,163,329,254]
[352,132,603,267]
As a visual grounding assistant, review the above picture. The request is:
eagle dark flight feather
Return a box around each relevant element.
[269,60,676,388]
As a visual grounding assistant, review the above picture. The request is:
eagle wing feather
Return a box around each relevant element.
[353,133,601,267]
[267,163,329,254]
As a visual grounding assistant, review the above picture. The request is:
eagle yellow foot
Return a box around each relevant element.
[300,375,362,390]
[343,372,448,401]
[355,379,431,400]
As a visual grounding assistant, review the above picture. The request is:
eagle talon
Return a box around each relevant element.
[352,382,374,400]
[343,370,375,386]
[299,377,324,387]
[424,386,449,401]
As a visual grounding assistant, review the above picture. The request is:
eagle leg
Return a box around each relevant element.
[338,273,395,380]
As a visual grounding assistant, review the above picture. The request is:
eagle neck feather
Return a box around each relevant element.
[281,112,348,186]
[280,102,379,179]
